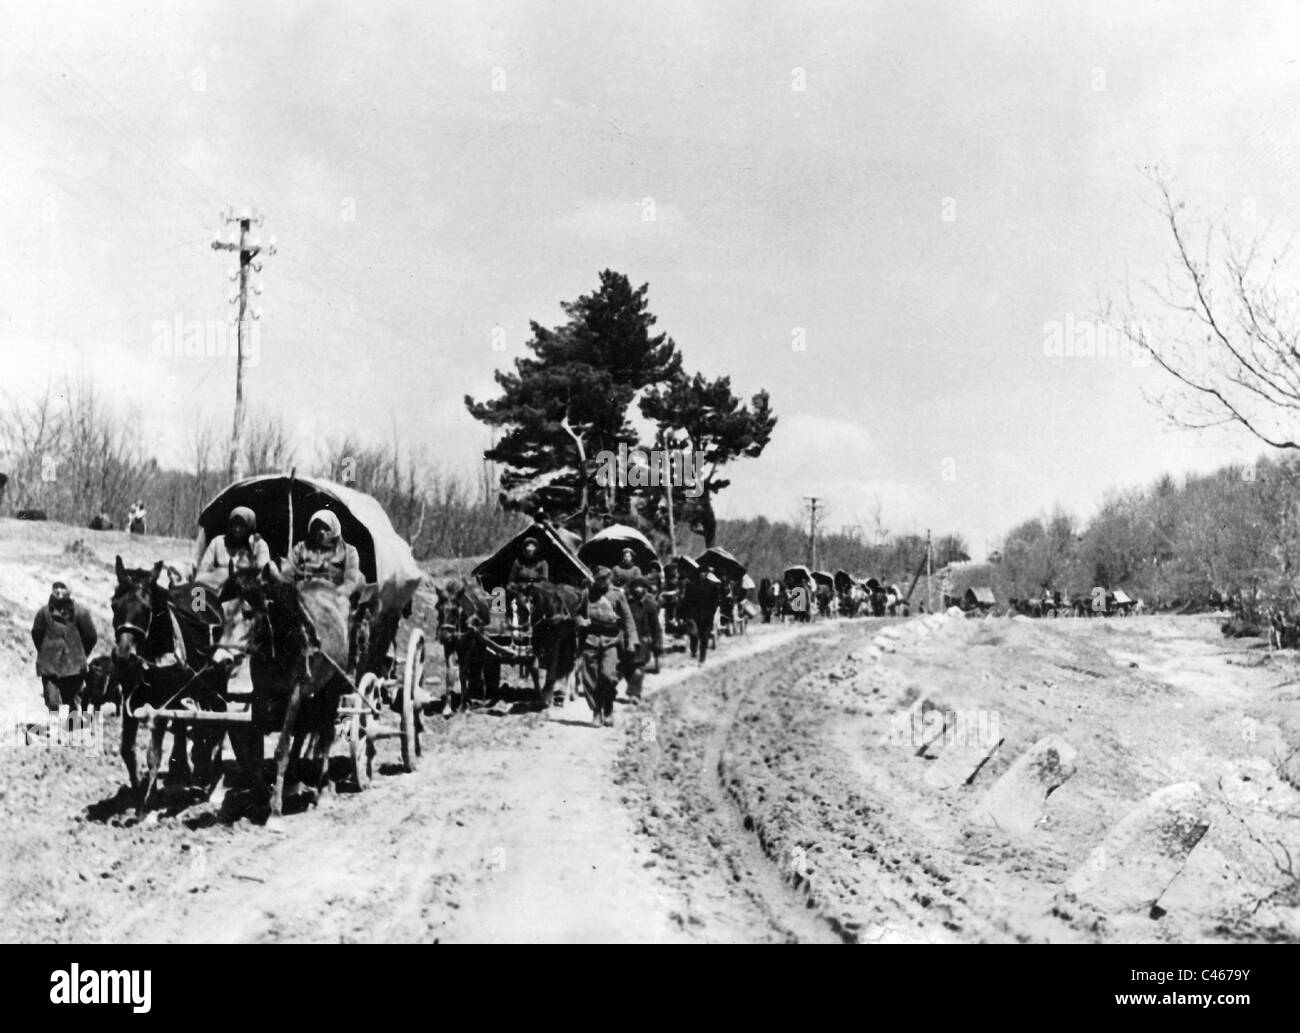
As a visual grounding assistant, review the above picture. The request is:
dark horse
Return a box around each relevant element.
[217,566,354,824]
[758,577,780,623]
[111,556,232,819]
[678,572,723,665]
[434,578,498,708]
[509,580,583,708]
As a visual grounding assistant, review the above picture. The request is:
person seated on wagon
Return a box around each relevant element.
[194,505,274,590]
[611,547,642,589]
[281,509,364,601]
[508,536,549,586]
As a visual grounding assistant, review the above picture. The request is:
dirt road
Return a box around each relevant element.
[0,620,841,943]
[2,575,1298,942]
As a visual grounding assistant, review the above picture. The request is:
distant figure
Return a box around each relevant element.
[577,566,638,727]
[680,569,723,664]
[508,537,550,586]
[611,547,643,590]
[31,581,98,729]
[126,500,147,535]
[88,508,113,531]
[644,560,664,598]
[621,576,663,702]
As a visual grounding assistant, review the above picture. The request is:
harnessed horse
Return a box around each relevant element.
[434,578,498,708]
[509,580,583,708]
[111,557,231,819]
[217,565,353,823]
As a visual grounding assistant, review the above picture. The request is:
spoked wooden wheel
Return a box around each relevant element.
[400,630,425,773]
[349,673,381,791]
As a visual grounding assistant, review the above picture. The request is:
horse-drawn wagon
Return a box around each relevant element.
[112,474,429,821]
[698,546,748,637]
[811,570,835,617]
[448,523,592,704]
[782,565,814,621]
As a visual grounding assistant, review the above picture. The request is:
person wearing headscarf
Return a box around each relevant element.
[281,509,364,599]
[194,506,273,589]
[508,536,550,585]
[577,566,638,727]
[31,580,98,721]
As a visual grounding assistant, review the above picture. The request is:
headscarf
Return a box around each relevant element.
[228,506,257,539]
[308,509,342,546]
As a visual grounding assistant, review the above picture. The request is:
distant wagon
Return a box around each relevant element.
[468,522,593,693]
[1108,588,1136,616]
[698,545,749,636]
[963,586,996,613]
[578,524,657,577]
[782,565,815,621]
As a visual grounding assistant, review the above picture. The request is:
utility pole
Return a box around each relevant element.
[212,208,275,481]
[662,428,677,557]
[804,496,821,570]
[485,426,498,506]
[926,527,933,614]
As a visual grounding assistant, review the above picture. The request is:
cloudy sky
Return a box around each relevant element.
[3,0,1299,554]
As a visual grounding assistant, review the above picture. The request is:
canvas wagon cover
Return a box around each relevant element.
[697,546,746,581]
[579,524,657,570]
[474,522,593,591]
[196,474,423,614]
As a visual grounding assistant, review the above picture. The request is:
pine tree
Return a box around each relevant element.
[465,270,681,529]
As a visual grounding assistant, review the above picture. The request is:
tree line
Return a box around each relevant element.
[0,374,520,560]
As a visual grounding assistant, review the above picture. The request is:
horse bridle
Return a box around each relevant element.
[112,585,155,649]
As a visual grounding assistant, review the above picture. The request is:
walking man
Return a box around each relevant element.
[577,566,637,727]
[621,576,663,703]
[31,581,99,733]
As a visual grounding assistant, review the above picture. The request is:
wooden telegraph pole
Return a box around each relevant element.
[212,209,275,481]
[804,496,821,570]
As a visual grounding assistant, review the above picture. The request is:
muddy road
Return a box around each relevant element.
[2,611,1298,943]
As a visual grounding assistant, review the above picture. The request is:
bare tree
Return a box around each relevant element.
[1116,169,1300,448]
[241,408,295,475]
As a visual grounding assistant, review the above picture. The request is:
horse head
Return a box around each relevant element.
[112,555,168,664]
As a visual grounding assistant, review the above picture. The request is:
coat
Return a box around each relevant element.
[625,593,663,663]
[195,533,274,587]
[508,557,550,584]
[582,586,639,649]
[31,600,98,678]
[282,539,364,597]
[611,563,642,589]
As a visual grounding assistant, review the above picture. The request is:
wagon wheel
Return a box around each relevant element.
[349,673,380,791]
[400,630,425,773]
